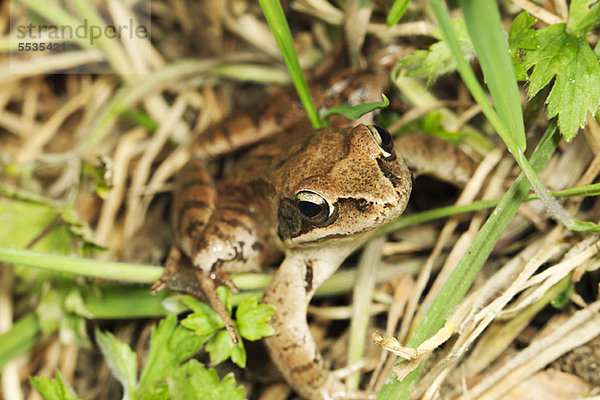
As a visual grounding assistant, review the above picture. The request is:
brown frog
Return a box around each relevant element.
[152,69,474,399]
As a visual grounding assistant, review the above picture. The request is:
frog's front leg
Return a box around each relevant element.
[263,244,373,400]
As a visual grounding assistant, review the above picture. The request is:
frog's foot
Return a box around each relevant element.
[151,247,239,344]
[150,246,183,294]
[194,269,239,344]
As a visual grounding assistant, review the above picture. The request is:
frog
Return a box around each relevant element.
[151,68,475,399]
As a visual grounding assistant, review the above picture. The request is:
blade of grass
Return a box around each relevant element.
[14,0,90,48]
[0,246,163,283]
[347,236,384,388]
[258,0,321,128]
[376,182,600,236]
[459,0,526,151]
[0,314,40,370]
[69,0,134,76]
[387,0,411,27]
[377,121,560,400]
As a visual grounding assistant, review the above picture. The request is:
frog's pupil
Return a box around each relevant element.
[298,201,323,218]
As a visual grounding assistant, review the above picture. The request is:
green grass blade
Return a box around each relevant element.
[258,0,321,128]
[387,0,411,27]
[0,246,163,283]
[377,121,560,399]
[0,314,40,369]
[460,0,526,151]
[428,0,517,154]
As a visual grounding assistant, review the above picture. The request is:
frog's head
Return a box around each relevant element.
[277,124,412,248]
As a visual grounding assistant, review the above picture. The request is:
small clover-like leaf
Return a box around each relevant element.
[138,316,205,395]
[508,12,538,81]
[394,18,475,86]
[206,329,236,365]
[236,296,276,341]
[167,360,245,400]
[217,285,233,316]
[180,295,225,336]
[31,372,81,400]
[95,329,138,399]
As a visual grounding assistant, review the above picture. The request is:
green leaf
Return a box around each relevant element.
[180,295,225,337]
[120,109,158,132]
[394,19,474,86]
[462,0,527,152]
[320,94,389,123]
[95,329,138,399]
[523,23,600,141]
[508,12,538,81]
[167,360,245,400]
[0,200,72,253]
[386,0,410,27]
[82,160,112,200]
[567,0,600,36]
[230,340,247,368]
[31,371,82,400]
[205,329,240,366]
[216,286,233,316]
[236,296,276,341]
[138,316,205,395]
[36,290,64,334]
[258,0,321,128]
[551,284,574,308]
[0,314,40,370]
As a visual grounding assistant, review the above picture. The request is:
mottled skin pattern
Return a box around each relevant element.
[153,69,476,399]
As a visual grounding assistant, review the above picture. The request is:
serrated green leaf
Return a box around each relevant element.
[508,12,538,81]
[31,372,82,400]
[523,23,600,141]
[230,341,247,368]
[320,94,389,123]
[139,386,169,400]
[567,0,600,36]
[236,297,276,341]
[0,200,72,253]
[167,360,245,400]
[95,329,138,399]
[394,18,474,86]
[138,316,205,395]
[216,286,233,316]
[205,330,235,365]
[217,374,246,400]
[180,296,225,336]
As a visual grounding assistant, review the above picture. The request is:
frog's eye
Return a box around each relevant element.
[367,125,395,159]
[295,190,333,223]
